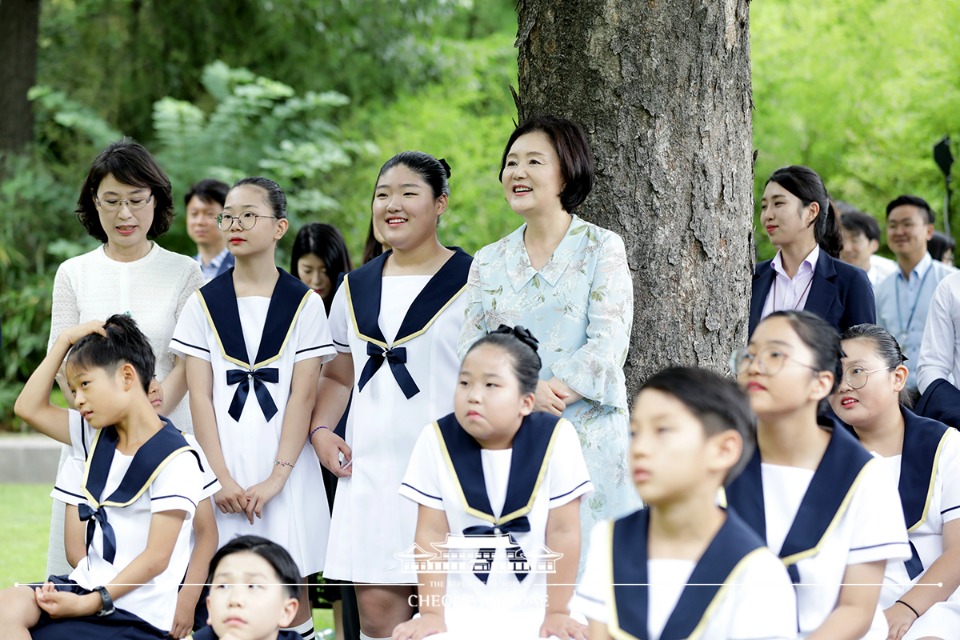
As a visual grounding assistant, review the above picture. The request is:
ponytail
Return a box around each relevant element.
[816,200,843,259]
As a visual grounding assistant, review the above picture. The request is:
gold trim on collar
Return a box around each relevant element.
[197,288,312,370]
[433,417,563,525]
[908,429,951,532]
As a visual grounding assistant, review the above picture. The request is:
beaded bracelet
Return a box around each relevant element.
[308,425,328,443]
[274,458,295,469]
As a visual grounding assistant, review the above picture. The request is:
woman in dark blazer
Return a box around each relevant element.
[749,165,875,335]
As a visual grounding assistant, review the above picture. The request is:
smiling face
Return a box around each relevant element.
[221,184,287,259]
[372,164,446,252]
[887,205,934,265]
[839,227,877,271]
[207,551,298,640]
[501,130,566,218]
[95,173,155,253]
[759,181,817,249]
[737,316,833,420]
[454,344,535,450]
[829,337,905,429]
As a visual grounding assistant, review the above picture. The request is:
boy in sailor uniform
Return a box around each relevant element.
[4,315,205,639]
[573,367,797,640]
[830,324,960,640]
[393,326,592,640]
[53,378,222,638]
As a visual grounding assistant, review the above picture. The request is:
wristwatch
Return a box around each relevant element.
[94,585,115,616]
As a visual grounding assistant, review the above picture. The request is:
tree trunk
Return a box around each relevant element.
[0,0,41,154]
[515,0,754,396]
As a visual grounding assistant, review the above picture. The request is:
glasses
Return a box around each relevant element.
[217,212,279,231]
[95,195,153,212]
[843,366,893,390]
[730,347,820,377]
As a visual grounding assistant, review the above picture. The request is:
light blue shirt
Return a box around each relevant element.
[194,247,231,283]
[875,252,953,389]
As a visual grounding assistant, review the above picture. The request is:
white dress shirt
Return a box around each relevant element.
[917,270,960,392]
[761,245,820,321]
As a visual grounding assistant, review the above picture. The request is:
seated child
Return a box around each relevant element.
[54,377,221,638]
[2,315,205,639]
[830,324,960,640]
[573,367,798,640]
[392,325,593,639]
[189,535,300,640]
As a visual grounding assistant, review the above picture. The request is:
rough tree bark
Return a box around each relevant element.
[0,0,41,155]
[515,0,754,396]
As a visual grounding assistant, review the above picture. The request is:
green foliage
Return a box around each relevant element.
[752,0,960,259]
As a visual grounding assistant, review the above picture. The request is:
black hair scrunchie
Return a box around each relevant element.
[492,324,539,353]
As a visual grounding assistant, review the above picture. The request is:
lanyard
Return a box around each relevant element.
[895,265,933,340]
[772,271,815,312]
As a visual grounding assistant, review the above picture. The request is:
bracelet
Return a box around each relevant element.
[895,599,920,619]
[274,458,295,469]
[308,425,328,443]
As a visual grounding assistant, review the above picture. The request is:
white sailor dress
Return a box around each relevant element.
[171,268,336,575]
[323,249,472,583]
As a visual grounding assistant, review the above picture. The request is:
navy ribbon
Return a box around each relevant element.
[78,503,118,564]
[905,541,924,580]
[462,516,532,584]
[357,342,420,399]
[226,368,280,421]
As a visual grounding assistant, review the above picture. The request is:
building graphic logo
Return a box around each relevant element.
[395,533,562,575]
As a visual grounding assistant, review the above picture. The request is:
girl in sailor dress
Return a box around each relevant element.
[309,152,471,639]
[829,324,960,640]
[392,326,592,640]
[171,177,337,639]
[727,311,911,639]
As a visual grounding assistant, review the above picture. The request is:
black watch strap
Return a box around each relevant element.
[94,585,115,616]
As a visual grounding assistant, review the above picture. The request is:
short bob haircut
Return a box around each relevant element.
[76,139,174,243]
[499,115,595,213]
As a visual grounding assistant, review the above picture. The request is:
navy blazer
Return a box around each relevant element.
[214,251,235,278]
[915,378,960,428]
[749,251,876,335]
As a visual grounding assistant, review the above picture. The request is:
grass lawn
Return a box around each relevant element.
[0,484,334,630]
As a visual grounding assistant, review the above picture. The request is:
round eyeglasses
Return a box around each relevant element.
[843,366,893,390]
[729,347,820,377]
[216,212,279,231]
[95,194,153,213]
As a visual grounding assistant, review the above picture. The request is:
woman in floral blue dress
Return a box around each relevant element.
[458,115,637,553]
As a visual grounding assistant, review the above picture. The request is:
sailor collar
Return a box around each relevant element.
[197,268,312,421]
[608,508,767,640]
[344,248,472,399]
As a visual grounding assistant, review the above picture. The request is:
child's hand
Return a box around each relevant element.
[391,612,446,640]
[34,583,100,618]
[59,320,108,347]
[244,475,284,524]
[168,592,197,638]
[540,612,588,640]
[312,428,353,478]
[883,602,918,640]
[214,477,248,516]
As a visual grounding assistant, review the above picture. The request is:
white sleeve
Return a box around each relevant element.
[51,455,86,506]
[398,426,445,511]
[847,459,911,565]
[726,549,799,640]
[175,260,205,318]
[149,451,203,519]
[48,261,80,352]
[548,419,594,508]
[183,434,221,501]
[169,294,212,362]
[917,274,960,392]
[570,520,612,624]
[328,285,351,354]
[937,430,960,524]
[293,293,337,364]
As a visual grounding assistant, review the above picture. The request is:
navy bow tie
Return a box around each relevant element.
[358,342,420,399]
[462,516,532,584]
[78,503,118,564]
[226,368,279,422]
